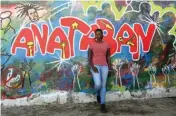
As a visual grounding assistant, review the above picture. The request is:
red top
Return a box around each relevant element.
[89,40,110,66]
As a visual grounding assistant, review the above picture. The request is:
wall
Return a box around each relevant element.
[1,0,176,106]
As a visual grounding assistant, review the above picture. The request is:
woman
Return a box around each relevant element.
[88,29,111,113]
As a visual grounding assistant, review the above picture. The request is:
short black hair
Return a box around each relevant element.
[95,29,103,34]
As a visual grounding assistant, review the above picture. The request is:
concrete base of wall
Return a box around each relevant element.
[1,87,176,107]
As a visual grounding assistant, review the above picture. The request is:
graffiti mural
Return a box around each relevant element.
[0,0,176,99]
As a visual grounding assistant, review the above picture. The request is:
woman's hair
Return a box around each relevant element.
[95,29,103,34]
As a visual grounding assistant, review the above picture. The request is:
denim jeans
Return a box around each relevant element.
[90,65,109,104]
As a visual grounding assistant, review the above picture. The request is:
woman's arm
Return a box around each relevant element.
[88,48,98,73]
[106,48,111,70]
[88,48,93,68]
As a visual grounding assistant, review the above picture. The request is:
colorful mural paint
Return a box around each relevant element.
[1,0,176,99]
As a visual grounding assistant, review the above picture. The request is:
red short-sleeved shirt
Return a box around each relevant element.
[89,40,110,66]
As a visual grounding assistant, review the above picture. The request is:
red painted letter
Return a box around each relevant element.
[60,17,90,57]
[31,24,49,55]
[134,23,156,52]
[47,27,70,59]
[11,28,35,57]
[97,19,117,56]
[80,24,99,51]
[116,23,139,60]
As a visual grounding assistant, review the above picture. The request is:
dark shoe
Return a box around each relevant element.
[97,96,101,103]
[100,104,107,113]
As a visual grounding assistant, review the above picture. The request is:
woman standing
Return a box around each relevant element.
[88,29,111,113]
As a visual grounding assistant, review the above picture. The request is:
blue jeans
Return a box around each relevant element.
[90,65,109,104]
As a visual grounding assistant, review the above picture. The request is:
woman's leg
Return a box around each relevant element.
[90,65,101,97]
[100,66,108,104]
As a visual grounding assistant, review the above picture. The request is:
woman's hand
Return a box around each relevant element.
[108,69,112,77]
[92,66,99,73]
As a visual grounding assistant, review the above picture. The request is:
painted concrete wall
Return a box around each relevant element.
[1,0,176,106]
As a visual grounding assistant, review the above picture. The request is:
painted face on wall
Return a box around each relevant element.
[88,12,95,20]
[104,7,111,13]
[140,3,151,14]
[27,8,39,22]
[87,6,97,21]
[102,2,111,13]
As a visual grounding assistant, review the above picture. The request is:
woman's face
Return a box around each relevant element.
[95,31,103,41]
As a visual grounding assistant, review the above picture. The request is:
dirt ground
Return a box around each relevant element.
[1,97,176,116]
